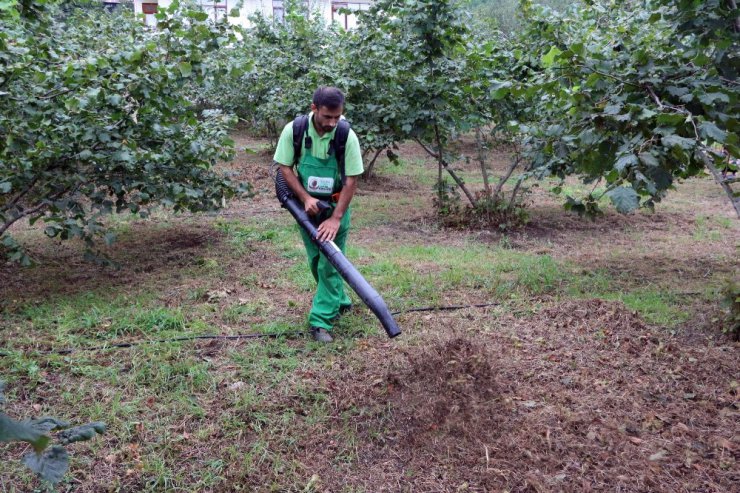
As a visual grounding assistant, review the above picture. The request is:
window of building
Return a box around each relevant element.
[273,0,285,22]
[102,0,121,11]
[142,2,158,26]
[198,1,228,22]
[141,2,158,14]
[331,1,369,30]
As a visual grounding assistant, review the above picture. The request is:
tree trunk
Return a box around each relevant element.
[492,155,521,201]
[475,127,492,194]
[431,123,477,207]
[702,151,740,218]
[363,148,384,179]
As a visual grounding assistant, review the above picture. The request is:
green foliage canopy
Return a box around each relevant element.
[497,0,739,214]
[0,0,246,264]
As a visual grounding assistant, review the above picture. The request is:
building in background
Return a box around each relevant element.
[124,0,370,28]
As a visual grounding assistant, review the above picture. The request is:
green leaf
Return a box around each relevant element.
[608,186,640,213]
[656,113,685,126]
[25,417,70,433]
[699,93,729,105]
[57,422,106,445]
[662,134,696,150]
[638,152,660,168]
[0,413,50,452]
[178,62,193,77]
[190,11,209,21]
[490,81,511,100]
[0,182,11,193]
[615,154,638,173]
[637,108,657,120]
[541,46,562,68]
[699,122,727,143]
[666,86,689,97]
[23,446,69,485]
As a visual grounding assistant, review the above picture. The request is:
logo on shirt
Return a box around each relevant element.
[307,176,334,195]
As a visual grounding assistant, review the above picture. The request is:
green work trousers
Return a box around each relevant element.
[298,209,353,330]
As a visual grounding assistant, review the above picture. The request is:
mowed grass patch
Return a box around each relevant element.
[1,309,364,491]
[375,156,437,186]
[5,291,207,351]
[593,289,690,327]
[214,217,303,260]
[353,241,697,329]
[391,243,569,295]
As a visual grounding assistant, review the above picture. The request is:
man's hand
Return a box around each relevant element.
[316,216,340,242]
[304,196,320,215]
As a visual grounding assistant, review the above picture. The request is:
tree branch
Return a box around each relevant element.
[699,150,740,218]
[2,176,39,214]
[433,123,477,207]
[492,154,521,200]
[414,137,439,159]
[363,148,384,178]
[574,64,640,88]
[475,127,492,194]
[0,202,49,237]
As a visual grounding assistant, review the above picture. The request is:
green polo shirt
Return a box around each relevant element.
[273,113,364,176]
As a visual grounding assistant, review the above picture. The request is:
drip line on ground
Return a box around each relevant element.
[0,302,500,357]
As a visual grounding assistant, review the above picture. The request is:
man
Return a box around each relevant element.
[273,87,364,343]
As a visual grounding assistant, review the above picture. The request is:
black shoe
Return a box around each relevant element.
[339,304,353,315]
[310,326,333,343]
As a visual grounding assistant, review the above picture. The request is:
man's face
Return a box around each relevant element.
[311,103,343,134]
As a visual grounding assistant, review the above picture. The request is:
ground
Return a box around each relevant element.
[0,132,738,492]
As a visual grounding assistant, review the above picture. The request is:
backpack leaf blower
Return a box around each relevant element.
[274,167,401,338]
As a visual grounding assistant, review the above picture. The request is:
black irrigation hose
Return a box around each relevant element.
[391,303,498,315]
[1,303,500,356]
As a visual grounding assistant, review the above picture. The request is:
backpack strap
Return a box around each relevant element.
[329,119,351,188]
[292,115,310,166]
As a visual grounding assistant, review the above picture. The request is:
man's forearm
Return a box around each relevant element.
[278,164,311,203]
[332,176,358,220]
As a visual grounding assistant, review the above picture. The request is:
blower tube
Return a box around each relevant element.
[274,167,401,338]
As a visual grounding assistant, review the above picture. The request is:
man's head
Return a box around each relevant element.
[311,86,344,135]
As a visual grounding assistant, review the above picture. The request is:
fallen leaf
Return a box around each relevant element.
[206,290,229,302]
[714,438,735,451]
[629,437,643,445]
[674,422,690,433]
[649,449,669,461]
[229,381,246,391]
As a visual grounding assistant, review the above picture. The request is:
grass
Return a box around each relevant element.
[1,134,736,492]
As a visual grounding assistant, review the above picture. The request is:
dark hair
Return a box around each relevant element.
[312,86,344,110]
